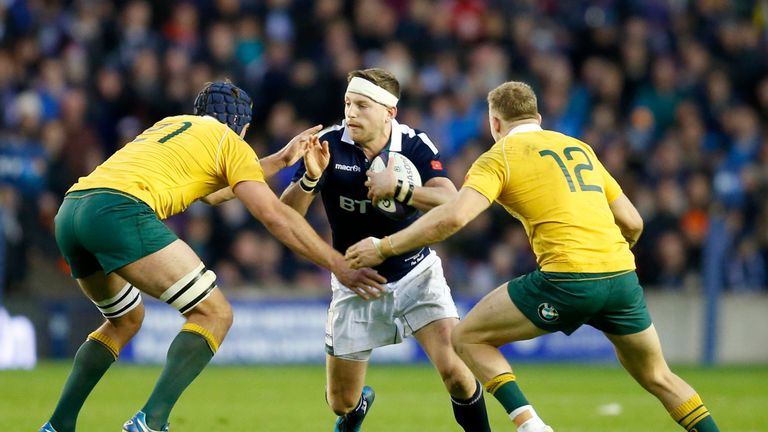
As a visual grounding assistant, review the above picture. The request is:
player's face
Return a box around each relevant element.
[344,92,391,145]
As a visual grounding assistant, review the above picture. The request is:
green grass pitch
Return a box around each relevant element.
[2,362,766,431]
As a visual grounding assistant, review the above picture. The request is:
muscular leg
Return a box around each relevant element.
[452,285,549,430]
[116,240,232,343]
[326,354,368,416]
[416,318,490,432]
[606,325,720,431]
[326,354,376,431]
[116,240,233,430]
[48,272,143,432]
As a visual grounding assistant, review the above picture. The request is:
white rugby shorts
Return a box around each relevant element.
[325,250,459,358]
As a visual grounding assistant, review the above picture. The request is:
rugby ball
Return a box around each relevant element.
[369,152,422,220]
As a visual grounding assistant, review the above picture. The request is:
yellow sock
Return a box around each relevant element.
[669,394,714,431]
[181,322,219,353]
[484,372,517,394]
[87,331,119,359]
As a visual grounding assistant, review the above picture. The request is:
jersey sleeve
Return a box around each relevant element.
[591,150,623,203]
[291,160,307,182]
[462,145,506,202]
[218,130,265,188]
[408,133,448,184]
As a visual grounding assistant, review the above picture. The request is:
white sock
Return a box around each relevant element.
[510,404,534,421]
[515,409,547,432]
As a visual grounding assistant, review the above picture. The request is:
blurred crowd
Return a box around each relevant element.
[1,0,767,298]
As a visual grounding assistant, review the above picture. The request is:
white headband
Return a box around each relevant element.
[346,77,399,108]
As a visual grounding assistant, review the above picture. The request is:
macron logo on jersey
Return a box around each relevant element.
[335,163,361,172]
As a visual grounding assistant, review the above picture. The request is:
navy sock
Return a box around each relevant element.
[451,381,491,432]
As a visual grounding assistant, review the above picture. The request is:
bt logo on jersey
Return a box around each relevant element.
[339,196,371,213]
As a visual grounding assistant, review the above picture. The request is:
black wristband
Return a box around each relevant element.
[299,179,314,192]
[394,179,403,199]
[402,182,415,205]
[299,173,319,193]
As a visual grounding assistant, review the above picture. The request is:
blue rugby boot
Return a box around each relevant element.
[334,386,375,432]
[122,411,169,432]
[39,422,58,432]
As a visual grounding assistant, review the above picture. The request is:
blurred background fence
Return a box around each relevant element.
[1,0,767,366]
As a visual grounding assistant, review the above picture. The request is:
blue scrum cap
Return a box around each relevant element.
[193,81,253,134]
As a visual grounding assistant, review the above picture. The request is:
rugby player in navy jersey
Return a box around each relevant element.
[280,69,491,432]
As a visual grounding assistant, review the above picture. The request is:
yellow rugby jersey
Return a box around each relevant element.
[69,115,265,220]
[463,124,635,273]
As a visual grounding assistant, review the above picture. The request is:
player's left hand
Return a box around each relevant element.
[345,237,386,269]
[276,124,323,168]
[365,156,396,205]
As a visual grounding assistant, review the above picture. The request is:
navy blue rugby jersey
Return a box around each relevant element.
[291,119,450,282]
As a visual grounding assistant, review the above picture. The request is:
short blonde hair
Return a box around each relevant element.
[487,81,538,122]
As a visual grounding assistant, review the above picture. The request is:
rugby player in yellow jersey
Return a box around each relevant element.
[39,81,386,432]
[346,81,720,432]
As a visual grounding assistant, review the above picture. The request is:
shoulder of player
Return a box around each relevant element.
[391,121,439,156]
[318,123,345,142]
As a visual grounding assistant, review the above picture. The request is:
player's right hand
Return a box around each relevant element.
[304,135,330,179]
[334,264,387,300]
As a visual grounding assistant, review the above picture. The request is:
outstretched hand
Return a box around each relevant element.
[304,135,330,179]
[276,124,324,168]
[333,260,387,300]
[345,237,386,269]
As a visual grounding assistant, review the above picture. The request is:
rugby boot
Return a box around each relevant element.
[39,422,58,432]
[122,411,169,432]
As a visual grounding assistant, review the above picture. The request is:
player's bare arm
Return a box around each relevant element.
[365,158,457,211]
[236,180,386,299]
[609,193,644,248]
[202,125,323,206]
[200,187,236,205]
[346,187,491,268]
[280,135,329,216]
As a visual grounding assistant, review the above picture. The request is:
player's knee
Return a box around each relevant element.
[190,295,233,331]
[110,302,145,337]
[439,366,475,396]
[210,298,233,331]
[326,390,359,416]
[638,367,676,394]
[451,323,470,356]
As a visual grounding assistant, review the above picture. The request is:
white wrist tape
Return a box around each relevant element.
[299,173,319,192]
[371,237,385,259]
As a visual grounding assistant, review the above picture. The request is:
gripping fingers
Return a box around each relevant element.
[352,283,383,300]
[363,268,387,287]
[351,285,370,300]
